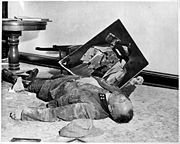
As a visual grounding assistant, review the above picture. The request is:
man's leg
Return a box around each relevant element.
[2,68,49,100]
[2,68,39,86]
[2,68,68,102]
[2,69,19,84]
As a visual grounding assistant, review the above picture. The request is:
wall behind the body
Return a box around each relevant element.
[8,1,178,75]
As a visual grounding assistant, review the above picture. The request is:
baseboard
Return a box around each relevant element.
[139,70,178,90]
[19,52,179,90]
[19,52,60,69]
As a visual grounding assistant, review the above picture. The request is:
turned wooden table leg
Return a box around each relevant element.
[7,31,22,71]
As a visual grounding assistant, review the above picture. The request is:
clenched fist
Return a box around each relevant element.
[130,76,144,85]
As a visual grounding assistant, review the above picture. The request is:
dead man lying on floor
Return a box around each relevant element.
[2,68,143,124]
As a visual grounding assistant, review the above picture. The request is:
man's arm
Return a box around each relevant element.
[18,102,96,122]
[47,93,82,108]
[121,76,144,98]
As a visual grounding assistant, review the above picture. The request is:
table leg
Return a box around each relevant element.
[7,31,22,71]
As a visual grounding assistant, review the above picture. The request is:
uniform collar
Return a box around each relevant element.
[98,93,113,119]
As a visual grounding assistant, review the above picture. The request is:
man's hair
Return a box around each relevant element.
[108,91,134,123]
[112,109,134,123]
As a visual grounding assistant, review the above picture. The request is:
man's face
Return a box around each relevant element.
[107,92,133,116]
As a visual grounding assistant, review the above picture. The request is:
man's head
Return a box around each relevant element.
[106,91,133,123]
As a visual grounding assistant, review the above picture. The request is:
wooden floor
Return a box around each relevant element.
[1,62,179,142]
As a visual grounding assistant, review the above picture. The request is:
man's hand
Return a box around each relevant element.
[10,107,23,120]
[130,76,144,85]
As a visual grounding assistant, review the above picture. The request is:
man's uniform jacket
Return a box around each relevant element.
[21,75,135,122]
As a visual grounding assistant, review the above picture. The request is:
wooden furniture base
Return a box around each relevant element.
[2,19,49,71]
[6,31,21,70]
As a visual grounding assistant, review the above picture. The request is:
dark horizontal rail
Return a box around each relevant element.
[19,52,60,69]
[19,52,178,90]
[139,70,178,90]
